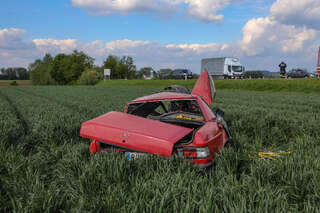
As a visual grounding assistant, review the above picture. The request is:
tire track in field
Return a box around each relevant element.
[0,90,30,136]
[13,87,97,117]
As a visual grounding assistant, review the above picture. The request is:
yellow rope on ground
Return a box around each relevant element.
[249,151,291,161]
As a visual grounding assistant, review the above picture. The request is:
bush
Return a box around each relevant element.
[78,70,98,85]
[10,81,19,86]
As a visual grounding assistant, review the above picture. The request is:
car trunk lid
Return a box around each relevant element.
[80,111,193,157]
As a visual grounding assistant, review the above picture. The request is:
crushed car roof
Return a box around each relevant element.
[129,92,198,103]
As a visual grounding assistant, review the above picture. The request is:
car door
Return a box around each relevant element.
[191,71,216,107]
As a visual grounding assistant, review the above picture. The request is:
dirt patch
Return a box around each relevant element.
[0,81,32,86]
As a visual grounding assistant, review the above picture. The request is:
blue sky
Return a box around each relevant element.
[0,0,270,43]
[0,0,319,72]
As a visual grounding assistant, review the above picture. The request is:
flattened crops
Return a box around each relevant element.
[1,86,320,212]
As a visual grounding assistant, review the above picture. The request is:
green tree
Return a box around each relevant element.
[103,55,119,79]
[3,68,17,80]
[70,50,94,81]
[50,54,69,84]
[50,50,94,85]
[103,55,136,79]
[119,56,136,79]
[3,67,29,80]
[0,68,7,80]
[29,54,55,85]
[16,68,29,80]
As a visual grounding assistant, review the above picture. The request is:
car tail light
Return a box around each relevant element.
[90,140,101,154]
[177,146,210,159]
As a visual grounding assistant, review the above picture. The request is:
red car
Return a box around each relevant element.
[80,71,231,169]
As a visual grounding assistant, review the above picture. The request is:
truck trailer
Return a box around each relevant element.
[201,57,244,79]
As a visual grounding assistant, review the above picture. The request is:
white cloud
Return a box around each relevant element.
[71,0,243,22]
[166,43,226,56]
[71,0,178,16]
[0,25,319,72]
[271,0,320,30]
[33,38,79,53]
[0,28,38,67]
[235,0,320,71]
[0,28,231,70]
[183,0,241,22]
[0,28,35,50]
[238,17,318,56]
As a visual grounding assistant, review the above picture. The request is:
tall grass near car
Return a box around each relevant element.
[0,86,319,212]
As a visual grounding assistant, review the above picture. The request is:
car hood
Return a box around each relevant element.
[80,111,193,157]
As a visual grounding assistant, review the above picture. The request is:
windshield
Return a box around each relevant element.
[232,66,243,72]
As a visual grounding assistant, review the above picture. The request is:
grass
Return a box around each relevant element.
[97,78,320,93]
[96,79,197,88]
[0,86,319,212]
[215,78,320,93]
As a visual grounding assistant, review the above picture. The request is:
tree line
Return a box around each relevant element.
[28,51,154,85]
[0,67,29,80]
[1,50,190,85]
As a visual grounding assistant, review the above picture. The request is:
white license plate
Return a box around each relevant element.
[126,152,146,160]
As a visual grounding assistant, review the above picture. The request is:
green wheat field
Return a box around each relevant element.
[1,81,320,212]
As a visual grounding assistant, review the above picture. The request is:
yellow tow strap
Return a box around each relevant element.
[249,151,291,161]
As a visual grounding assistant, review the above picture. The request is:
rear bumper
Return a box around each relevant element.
[91,140,216,169]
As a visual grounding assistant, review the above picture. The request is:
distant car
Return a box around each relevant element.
[172,69,193,79]
[80,71,230,169]
[286,69,309,78]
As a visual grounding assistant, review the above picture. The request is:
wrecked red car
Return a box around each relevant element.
[80,71,231,168]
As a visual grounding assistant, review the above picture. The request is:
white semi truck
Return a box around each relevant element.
[201,57,245,79]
